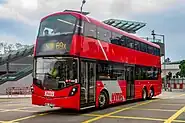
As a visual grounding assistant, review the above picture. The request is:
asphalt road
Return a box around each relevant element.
[0,91,185,123]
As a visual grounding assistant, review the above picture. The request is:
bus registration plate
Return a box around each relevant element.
[44,91,54,97]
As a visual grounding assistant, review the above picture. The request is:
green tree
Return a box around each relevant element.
[179,60,185,77]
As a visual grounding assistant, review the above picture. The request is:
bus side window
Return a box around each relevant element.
[126,37,135,49]
[135,41,140,51]
[97,27,111,42]
[147,45,154,55]
[112,64,125,80]
[120,35,126,47]
[84,22,97,39]
[157,48,160,56]
[140,42,147,53]
[111,32,122,45]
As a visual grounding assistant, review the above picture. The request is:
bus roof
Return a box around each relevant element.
[41,11,160,49]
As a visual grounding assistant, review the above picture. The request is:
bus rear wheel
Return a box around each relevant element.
[148,88,154,99]
[142,88,147,100]
[98,91,108,108]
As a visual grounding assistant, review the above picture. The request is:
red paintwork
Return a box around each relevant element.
[71,35,161,67]
[118,80,127,101]
[40,12,159,48]
[32,84,80,110]
[134,80,162,99]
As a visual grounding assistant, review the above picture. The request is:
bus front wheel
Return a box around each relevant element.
[98,91,108,108]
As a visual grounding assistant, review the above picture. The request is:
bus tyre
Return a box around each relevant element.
[142,88,147,100]
[148,89,154,100]
[99,91,108,109]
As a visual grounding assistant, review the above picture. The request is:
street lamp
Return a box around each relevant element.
[151,30,167,91]
[80,0,86,14]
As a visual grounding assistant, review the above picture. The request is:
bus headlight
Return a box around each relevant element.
[31,86,34,93]
[69,86,78,96]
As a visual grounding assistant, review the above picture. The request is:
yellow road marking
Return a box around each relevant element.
[84,113,165,121]
[83,114,185,122]
[82,99,159,123]
[82,93,185,123]
[132,108,178,112]
[7,113,49,123]
[164,106,185,123]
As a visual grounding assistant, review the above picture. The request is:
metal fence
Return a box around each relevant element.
[6,87,31,96]
[164,78,185,91]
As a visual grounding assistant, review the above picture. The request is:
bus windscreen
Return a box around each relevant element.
[35,14,77,56]
[34,57,78,90]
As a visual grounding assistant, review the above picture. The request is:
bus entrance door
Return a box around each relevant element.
[80,60,96,109]
[126,65,135,99]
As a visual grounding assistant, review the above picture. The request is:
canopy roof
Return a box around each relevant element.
[103,19,146,33]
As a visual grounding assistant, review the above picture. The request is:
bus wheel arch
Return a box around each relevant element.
[98,89,109,108]
[142,86,148,100]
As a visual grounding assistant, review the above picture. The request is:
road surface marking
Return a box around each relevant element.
[166,93,185,99]
[11,109,37,113]
[1,103,29,107]
[132,108,178,112]
[82,93,185,123]
[82,99,159,123]
[161,104,184,106]
[83,114,185,122]
[6,113,49,123]
[164,106,185,123]
[84,113,165,121]
[0,107,33,112]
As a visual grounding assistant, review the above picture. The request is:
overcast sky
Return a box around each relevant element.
[0,0,184,61]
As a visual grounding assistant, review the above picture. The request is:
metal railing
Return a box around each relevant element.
[0,65,33,85]
[0,45,33,66]
[6,87,31,96]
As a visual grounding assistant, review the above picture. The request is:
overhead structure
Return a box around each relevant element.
[103,19,146,34]
[0,65,33,85]
[0,45,34,66]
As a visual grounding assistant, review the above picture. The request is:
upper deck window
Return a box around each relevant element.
[38,14,77,37]
[84,22,97,39]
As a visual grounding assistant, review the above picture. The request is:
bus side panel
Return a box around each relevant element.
[80,36,105,61]
[96,80,126,107]
[134,80,162,99]
[118,80,127,101]
[70,35,83,55]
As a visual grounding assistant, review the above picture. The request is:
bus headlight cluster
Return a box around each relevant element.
[69,86,78,96]
[31,86,34,93]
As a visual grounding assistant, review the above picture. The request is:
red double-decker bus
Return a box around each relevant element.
[31,11,162,110]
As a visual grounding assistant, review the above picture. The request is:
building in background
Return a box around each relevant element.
[161,61,181,78]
